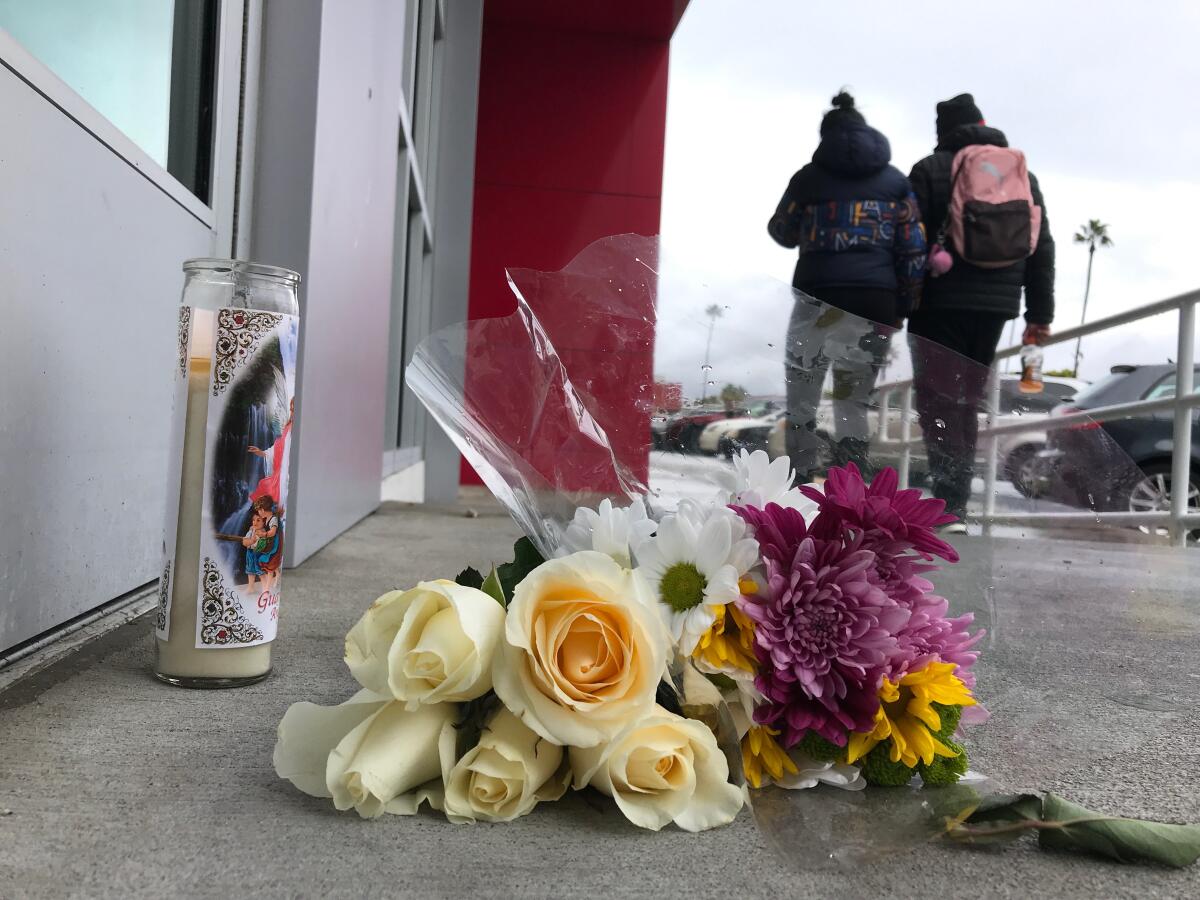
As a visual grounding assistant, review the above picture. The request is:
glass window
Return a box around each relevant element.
[0,0,219,201]
[1142,368,1200,401]
[1043,381,1078,401]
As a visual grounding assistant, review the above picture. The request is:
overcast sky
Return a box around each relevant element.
[657,0,1200,396]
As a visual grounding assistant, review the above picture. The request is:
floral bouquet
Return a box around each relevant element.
[273,447,983,831]
[273,235,1200,865]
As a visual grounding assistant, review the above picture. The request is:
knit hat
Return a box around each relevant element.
[936,93,984,139]
[820,91,866,136]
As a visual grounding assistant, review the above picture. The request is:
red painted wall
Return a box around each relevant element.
[462,3,683,486]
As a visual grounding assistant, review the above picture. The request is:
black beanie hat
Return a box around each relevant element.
[820,91,866,136]
[936,93,984,139]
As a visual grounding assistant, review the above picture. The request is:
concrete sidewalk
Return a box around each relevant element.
[1,497,1198,898]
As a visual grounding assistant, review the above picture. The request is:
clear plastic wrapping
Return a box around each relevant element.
[408,234,1197,862]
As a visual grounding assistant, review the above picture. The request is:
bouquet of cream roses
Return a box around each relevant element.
[273,513,746,831]
[273,448,986,832]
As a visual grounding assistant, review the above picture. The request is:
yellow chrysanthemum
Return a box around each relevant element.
[846,662,976,769]
[742,725,798,789]
[691,592,758,675]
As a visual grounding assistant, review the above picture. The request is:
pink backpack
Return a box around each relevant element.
[938,145,1042,270]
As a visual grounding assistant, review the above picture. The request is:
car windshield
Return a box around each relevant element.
[998,378,1076,415]
[1142,368,1200,401]
[1068,370,1130,406]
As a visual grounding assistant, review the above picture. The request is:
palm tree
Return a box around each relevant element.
[698,303,723,403]
[719,382,748,412]
[1072,220,1114,376]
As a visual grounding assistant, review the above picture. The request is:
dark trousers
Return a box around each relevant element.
[907,310,1010,519]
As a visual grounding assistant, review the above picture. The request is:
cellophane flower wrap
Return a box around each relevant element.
[273,235,1188,859]
[269,235,994,837]
[270,234,1200,873]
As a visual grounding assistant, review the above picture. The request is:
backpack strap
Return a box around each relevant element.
[935,151,964,247]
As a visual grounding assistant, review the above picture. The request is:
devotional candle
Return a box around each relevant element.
[154,260,300,687]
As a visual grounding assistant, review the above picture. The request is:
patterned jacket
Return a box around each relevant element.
[769,122,928,318]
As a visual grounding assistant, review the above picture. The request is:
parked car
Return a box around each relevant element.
[766,375,1084,492]
[1035,364,1200,531]
[662,406,746,453]
[650,412,673,449]
[698,402,783,456]
[992,376,1086,495]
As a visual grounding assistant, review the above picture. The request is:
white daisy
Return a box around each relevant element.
[555,497,655,569]
[634,499,758,656]
[722,449,820,520]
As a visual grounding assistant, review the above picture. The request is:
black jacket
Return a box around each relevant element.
[908,124,1055,324]
[768,123,927,317]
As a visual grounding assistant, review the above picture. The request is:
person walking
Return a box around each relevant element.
[768,92,927,481]
[907,93,1055,530]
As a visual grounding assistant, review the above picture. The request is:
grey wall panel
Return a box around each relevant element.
[254,0,406,566]
[248,0,321,279]
[423,0,483,503]
[0,63,214,650]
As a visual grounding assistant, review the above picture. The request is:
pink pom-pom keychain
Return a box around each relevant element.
[927,243,953,276]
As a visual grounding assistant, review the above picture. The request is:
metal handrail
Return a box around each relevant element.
[874,289,1199,546]
[993,288,1200,359]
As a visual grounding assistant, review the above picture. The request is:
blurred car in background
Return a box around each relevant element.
[766,374,1085,492]
[1035,364,1200,531]
[661,406,746,453]
[988,375,1085,494]
[698,401,783,456]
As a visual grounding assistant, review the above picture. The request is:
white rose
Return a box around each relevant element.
[492,551,669,747]
[440,706,569,823]
[344,580,505,709]
[273,689,454,819]
[570,705,744,832]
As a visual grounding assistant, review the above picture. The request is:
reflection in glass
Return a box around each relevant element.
[0,0,218,201]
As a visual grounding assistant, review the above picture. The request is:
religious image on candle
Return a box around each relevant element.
[193,308,298,648]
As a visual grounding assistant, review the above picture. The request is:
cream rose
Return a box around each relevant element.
[273,689,454,819]
[492,551,669,747]
[570,705,744,832]
[440,706,569,823]
[344,580,504,709]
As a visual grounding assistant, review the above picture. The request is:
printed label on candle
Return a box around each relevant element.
[193,307,300,648]
[155,306,195,639]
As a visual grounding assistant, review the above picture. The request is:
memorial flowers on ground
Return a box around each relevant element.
[273,452,990,832]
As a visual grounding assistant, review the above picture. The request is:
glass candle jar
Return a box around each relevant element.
[154,259,301,688]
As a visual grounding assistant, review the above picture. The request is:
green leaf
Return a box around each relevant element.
[1038,793,1200,868]
[496,537,545,601]
[480,566,505,607]
[655,679,683,717]
[951,793,1200,866]
[454,691,501,756]
[703,672,738,692]
[455,566,484,590]
[948,793,1044,845]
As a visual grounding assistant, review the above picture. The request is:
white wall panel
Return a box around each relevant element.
[0,62,215,651]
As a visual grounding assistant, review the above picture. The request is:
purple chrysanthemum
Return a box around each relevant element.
[801,463,959,564]
[732,504,911,747]
[891,579,984,687]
